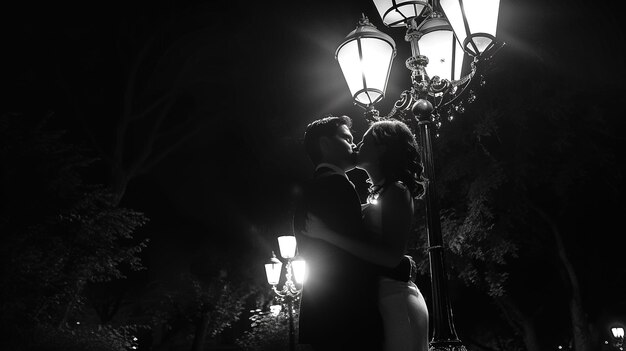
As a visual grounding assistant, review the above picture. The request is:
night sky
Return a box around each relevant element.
[3,0,626,349]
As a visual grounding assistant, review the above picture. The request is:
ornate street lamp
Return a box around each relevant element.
[334,1,504,350]
[264,235,305,351]
[612,325,624,350]
[336,14,396,109]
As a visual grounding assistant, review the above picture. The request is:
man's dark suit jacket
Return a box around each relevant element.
[293,166,383,350]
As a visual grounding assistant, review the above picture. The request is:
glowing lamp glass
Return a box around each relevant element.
[416,16,465,81]
[336,17,396,108]
[278,235,297,259]
[291,258,307,284]
[264,256,282,285]
[270,304,282,316]
[440,0,500,56]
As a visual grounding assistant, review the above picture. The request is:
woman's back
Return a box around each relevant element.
[363,181,429,351]
[361,181,414,265]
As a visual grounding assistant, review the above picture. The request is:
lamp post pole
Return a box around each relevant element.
[286,294,295,351]
[273,259,299,351]
[264,236,305,351]
[409,24,465,347]
[414,101,464,350]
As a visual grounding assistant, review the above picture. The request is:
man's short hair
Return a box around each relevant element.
[303,115,352,165]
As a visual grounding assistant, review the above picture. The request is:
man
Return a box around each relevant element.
[293,115,384,351]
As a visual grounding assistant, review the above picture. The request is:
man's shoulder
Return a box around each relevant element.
[314,168,344,179]
[315,171,348,181]
[306,173,354,194]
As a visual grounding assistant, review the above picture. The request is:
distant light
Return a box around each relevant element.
[133,337,138,341]
[292,259,307,284]
[278,236,297,259]
[558,346,562,350]
[264,254,282,285]
[270,304,282,316]
[76,321,80,325]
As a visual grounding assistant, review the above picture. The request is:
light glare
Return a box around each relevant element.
[264,256,282,285]
[440,0,500,55]
[278,236,297,259]
[270,304,282,316]
[292,259,307,284]
[417,27,464,81]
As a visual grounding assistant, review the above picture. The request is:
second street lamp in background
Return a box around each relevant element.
[611,326,624,350]
[264,235,305,351]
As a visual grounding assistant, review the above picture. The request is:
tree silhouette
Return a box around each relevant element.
[0,111,149,349]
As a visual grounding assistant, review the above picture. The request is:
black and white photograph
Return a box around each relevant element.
[2,1,624,350]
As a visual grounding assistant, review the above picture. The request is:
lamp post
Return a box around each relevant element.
[334,1,504,350]
[611,326,624,350]
[264,235,305,351]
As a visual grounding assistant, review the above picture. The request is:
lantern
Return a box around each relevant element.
[291,258,307,284]
[440,0,500,56]
[336,15,396,108]
[373,0,431,27]
[278,235,297,259]
[264,253,282,286]
[415,15,465,81]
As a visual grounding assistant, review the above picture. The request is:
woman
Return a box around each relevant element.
[304,120,429,351]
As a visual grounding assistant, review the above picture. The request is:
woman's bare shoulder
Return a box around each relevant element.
[388,181,410,194]
[381,181,412,204]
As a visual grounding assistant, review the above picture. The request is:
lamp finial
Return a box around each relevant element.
[359,13,371,26]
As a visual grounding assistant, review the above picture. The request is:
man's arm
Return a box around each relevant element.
[303,212,402,268]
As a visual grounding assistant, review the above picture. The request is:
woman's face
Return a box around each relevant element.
[356,129,383,170]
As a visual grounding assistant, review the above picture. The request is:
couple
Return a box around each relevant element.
[293,115,429,351]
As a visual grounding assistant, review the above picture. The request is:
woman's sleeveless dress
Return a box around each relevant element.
[362,192,429,351]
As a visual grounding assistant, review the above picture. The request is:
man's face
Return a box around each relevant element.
[323,124,357,171]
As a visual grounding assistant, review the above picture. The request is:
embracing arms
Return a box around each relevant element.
[303,183,413,268]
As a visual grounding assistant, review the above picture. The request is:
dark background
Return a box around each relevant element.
[2,0,625,349]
